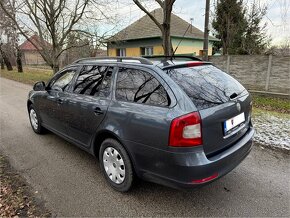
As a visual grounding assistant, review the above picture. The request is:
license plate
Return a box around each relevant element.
[224,113,245,133]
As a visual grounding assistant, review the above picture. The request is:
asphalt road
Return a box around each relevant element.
[0,77,289,217]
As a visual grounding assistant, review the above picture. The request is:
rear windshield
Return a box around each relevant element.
[167,65,247,110]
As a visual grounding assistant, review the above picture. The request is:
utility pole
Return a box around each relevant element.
[203,0,210,61]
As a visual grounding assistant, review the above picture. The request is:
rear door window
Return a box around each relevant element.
[115,67,170,107]
[167,65,246,110]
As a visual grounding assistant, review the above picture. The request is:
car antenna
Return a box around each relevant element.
[171,22,192,61]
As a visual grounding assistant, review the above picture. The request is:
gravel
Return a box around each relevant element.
[252,110,290,151]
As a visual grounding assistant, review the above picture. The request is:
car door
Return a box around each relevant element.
[63,65,115,147]
[108,66,175,148]
[38,67,78,134]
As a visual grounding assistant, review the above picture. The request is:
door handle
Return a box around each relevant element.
[57,98,64,104]
[94,107,104,115]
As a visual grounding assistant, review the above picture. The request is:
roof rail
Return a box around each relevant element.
[73,56,153,65]
[142,55,202,62]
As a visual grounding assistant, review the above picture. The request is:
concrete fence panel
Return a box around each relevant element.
[209,55,290,95]
[270,56,290,94]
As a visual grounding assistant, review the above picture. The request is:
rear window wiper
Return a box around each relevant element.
[230,89,247,100]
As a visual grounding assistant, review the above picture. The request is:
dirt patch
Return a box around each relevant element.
[0,155,51,217]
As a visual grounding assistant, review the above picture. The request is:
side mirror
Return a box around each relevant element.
[33,81,46,91]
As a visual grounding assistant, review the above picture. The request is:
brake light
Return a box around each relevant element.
[162,61,210,70]
[186,62,204,67]
[169,112,202,147]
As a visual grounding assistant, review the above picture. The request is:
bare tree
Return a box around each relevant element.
[0,0,24,72]
[0,43,13,71]
[0,0,14,71]
[0,0,109,73]
[133,0,176,56]
[266,38,290,56]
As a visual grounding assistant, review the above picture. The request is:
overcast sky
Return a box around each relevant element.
[113,0,290,45]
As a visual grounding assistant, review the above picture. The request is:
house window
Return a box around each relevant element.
[140,47,153,56]
[116,48,126,57]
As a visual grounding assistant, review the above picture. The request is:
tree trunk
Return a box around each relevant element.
[51,49,60,74]
[4,56,13,71]
[0,57,4,69]
[0,47,13,71]
[0,44,13,71]
[53,65,59,74]
[16,47,23,72]
[133,0,175,57]
[162,3,173,57]
[162,27,173,56]
[51,62,60,74]
[224,15,231,55]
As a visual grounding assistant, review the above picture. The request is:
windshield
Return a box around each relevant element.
[167,65,247,110]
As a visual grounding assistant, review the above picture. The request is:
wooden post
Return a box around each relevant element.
[265,54,272,91]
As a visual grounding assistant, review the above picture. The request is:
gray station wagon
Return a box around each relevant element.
[27,56,254,192]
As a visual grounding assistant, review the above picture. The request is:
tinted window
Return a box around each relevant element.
[98,67,113,98]
[50,70,75,91]
[167,65,246,110]
[116,68,170,106]
[74,65,113,97]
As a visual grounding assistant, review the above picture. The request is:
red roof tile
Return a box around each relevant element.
[19,35,50,51]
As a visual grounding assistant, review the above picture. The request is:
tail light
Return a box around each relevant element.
[169,112,202,147]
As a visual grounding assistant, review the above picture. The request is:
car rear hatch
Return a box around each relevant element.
[166,63,252,157]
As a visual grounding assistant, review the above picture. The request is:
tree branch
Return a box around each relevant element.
[133,0,163,31]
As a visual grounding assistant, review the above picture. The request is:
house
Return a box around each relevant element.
[19,35,48,65]
[107,8,218,57]
[94,49,107,57]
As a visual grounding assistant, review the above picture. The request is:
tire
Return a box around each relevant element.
[99,138,134,192]
[28,105,44,134]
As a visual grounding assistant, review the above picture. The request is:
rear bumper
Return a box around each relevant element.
[125,126,254,190]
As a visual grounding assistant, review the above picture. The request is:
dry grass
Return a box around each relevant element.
[0,67,53,85]
[252,95,290,114]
